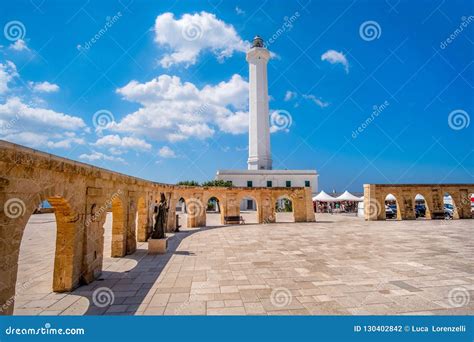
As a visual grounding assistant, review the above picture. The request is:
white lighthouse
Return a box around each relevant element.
[216,36,318,203]
[247,36,272,170]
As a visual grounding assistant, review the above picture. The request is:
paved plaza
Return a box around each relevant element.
[13,213,473,315]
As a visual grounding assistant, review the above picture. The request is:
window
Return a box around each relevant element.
[266,180,272,187]
[305,180,310,187]
[247,180,253,187]
[286,181,291,187]
[247,200,253,210]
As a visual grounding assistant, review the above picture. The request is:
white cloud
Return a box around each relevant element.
[94,134,151,151]
[321,50,349,73]
[0,61,18,94]
[79,151,126,164]
[302,94,329,108]
[0,97,85,131]
[29,81,60,93]
[216,110,248,134]
[284,90,297,101]
[158,146,176,158]
[0,97,87,149]
[154,11,248,68]
[2,131,85,149]
[9,39,30,52]
[111,73,249,141]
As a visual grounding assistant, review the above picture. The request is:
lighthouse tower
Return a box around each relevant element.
[246,36,272,170]
[215,35,318,200]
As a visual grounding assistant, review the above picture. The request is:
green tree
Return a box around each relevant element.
[202,180,233,187]
[177,180,200,186]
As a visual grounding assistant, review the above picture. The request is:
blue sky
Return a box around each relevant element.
[0,0,472,192]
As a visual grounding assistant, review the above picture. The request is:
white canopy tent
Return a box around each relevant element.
[385,194,396,201]
[336,191,363,202]
[312,191,336,202]
[415,194,426,201]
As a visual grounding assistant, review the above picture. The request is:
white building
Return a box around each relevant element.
[216,36,318,210]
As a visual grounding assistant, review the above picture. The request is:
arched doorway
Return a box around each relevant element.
[13,195,82,314]
[206,196,223,226]
[414,194,428,219]
[275,195,294,222]
[384,193,399,220]
[239,196,258,224]
[443,193,458,219]
[176,197,187,228]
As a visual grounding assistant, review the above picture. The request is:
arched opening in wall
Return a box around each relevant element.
[111,196,126,257]
[176,197,187,228]
[14,197,79,314]
[443,193,458,220]
[274,195,294,223]
[414,194,428,220]
[384,193,399,220]
[206,196,223,226]
[240,196,258,224]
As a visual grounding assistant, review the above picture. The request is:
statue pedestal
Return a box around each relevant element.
[148,238,168,254]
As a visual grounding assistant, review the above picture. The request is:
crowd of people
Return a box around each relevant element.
[313,201,359,213]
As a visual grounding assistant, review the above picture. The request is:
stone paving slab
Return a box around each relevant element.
[13,213,474,316]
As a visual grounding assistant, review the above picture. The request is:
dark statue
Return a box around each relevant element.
[151,193,169,239]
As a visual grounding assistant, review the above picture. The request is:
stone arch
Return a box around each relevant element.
[274,194,295,223]
[126,198,137,255]
[111,194,126,257]
[136,196,148,242]
[443,192,459,219]
[175,196,188,229]
[414,193,431,219]
[238,193,260,224]
[173,195,204,228]
[384,193,401,220]
[204,195,224,226]
[1,184,84,314]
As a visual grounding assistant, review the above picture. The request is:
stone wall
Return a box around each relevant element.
[0,140,315,315]
[364,184,474,220]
